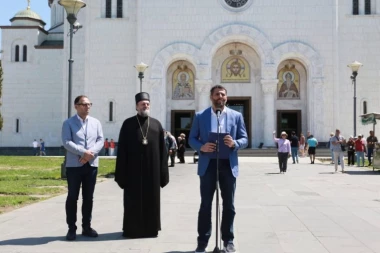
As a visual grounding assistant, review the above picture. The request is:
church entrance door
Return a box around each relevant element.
[277,110,301,137]
[226,97,251,148]
[171,110,195,148]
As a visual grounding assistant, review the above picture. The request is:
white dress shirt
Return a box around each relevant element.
[211,107,227,133]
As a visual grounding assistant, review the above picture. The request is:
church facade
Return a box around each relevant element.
[1,0,380,149]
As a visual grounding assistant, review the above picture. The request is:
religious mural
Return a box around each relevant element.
[172,68,195,100]
[221,56,250,83]
[277,66,300,99]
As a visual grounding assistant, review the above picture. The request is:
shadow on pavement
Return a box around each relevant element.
[164,252,194,253]
[344,170,380,175]
[265,172,281,175]
[0,232,126,246]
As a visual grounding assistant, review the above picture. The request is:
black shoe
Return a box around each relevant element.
[82,227,98,237]
[292,162,295,164]
[223,242,237,253]
[66,229,76,241]
[195,243,207,253]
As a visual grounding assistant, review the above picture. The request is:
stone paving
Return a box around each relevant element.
[1,156,380,253]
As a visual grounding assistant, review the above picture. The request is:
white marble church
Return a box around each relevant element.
[1,0,380,149]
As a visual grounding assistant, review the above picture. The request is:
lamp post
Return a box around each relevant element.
[134,62,149,92]
[59,0,86,178]
[58,0,86,118]
[347,60,363,137]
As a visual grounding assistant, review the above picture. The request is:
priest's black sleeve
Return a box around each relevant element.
[115,121,127,189]
[159,124,169,188]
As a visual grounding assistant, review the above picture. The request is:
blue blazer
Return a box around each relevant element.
[61,115,104,167]
[189,107,248,177]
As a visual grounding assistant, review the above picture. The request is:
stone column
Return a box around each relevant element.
[195,80,213,111]
[312,78,324,140]
[261,79,278,147]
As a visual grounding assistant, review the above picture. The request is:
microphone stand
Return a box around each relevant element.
[213,111,222,253]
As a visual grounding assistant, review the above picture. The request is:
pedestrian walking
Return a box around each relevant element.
[273,131,291,173]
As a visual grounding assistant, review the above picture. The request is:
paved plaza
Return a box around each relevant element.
[1,157,380,253]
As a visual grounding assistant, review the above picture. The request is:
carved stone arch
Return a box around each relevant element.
[273,42,323,78]
[199,24,274,67]
[149,43,200,79]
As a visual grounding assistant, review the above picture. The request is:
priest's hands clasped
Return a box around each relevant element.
[200,135,234,152]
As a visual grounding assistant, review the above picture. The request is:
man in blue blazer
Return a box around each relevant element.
[189,85,248,253]
[61,95,104,241]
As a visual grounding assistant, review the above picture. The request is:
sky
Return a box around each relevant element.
[0,0,51,53]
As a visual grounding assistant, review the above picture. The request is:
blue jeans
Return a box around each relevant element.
[66,163,98,230]
[291,147,298,163]
[197,159,236,245]
[356,151,365,166]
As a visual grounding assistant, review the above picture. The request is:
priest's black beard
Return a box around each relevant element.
[138,110,150,118]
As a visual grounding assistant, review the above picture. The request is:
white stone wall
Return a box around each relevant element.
[0,29,63,147]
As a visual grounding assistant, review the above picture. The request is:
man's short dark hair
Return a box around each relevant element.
[210,85,227,96]
[291,131,296,135]
[74,95,88,105]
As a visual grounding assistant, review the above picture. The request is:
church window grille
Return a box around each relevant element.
[117,0,123,18]
[109,101,114,122]
[363,101,368,114]
[15,45,20,62]
[353,0,359,15]
[16,119,20,133]
[365,0,371,14]
[23,45,27,62]
[106,0,111,18]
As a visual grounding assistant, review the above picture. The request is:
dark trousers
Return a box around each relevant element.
[178,150,185,163]
[347,151,355,165]
[105,148,109,156]
[368,148,374,163]
[278,152,289,172]
[197,159,236,245]
[169,150,176,165]
[66,163,98,230]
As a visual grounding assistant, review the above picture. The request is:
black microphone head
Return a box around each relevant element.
[216,108,222,115]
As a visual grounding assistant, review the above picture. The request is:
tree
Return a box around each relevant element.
[0,60,3,130]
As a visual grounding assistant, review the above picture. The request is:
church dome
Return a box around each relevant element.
[12,9,43,21]
[10,4,46,27]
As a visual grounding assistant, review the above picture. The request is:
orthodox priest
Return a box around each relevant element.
[115,92,169,238]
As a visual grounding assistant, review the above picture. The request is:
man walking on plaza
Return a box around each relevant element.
[189,85,248,253]
[331,129,345,173]
[61,95,104,241]
[366,130,378,166]
[307,134,318,164]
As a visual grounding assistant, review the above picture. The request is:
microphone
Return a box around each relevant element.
[216,109,222,118]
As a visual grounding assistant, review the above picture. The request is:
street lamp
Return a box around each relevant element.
[134,62,149,92]
[347,60,363,137]
[59,0,86,179]
[59,0,86,118]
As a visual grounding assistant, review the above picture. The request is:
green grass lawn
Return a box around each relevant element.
[0,156,115,214]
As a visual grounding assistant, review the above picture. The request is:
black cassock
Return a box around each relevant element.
[115,115,169,238]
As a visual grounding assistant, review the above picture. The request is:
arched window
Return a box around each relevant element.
[23,45,27,62]
[15,45,20,62]
[365,0,371,14]
[363,101,368,114]
[353,0,359,15]
[117,0,123,18]
[109,101,114,121]
[106,0,111,18]
[16,118,20,133]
